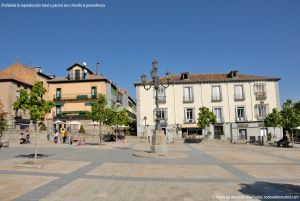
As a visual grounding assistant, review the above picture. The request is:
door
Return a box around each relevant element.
[214,126,223,139]
[239,129,247,140]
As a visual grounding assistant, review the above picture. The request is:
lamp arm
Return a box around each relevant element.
[160,80,170,89]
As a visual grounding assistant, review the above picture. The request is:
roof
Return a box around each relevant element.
[47,74,107,83]
[134,72,281,86]
[0,63,40,86]
[66,63,94,74]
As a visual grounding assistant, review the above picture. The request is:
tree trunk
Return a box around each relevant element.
[34,123,38,165]
[291,129,294,147]
[99,124,102,146]
[116,126,118,142]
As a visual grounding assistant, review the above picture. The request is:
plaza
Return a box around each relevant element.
[0,138,299,201]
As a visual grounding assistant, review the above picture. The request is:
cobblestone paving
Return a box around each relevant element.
[0,139,299,201]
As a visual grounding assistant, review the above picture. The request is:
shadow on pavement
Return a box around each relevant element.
[239,181,300,200]
[15,154,55,158]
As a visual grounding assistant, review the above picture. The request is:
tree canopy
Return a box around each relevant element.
[264,108,282,129]
[280,99,300,131]
[13,81,54,121]
[197,107,216,129]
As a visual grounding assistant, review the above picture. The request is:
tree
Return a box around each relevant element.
[107,105,132,142]
[294,100,300,113]
[280,99,300,147]
[88,94,110,145]
[197,107,216,137]
[264,108,282,141]
[13,81,54,164]
[0,101,7,139]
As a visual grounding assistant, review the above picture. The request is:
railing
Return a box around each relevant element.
[68,73,90,80]
[255,92,267,100]
[155,95,166,102]
[184,119,195,124]
[236,116,247,122]
[211,94,223,102]
[183,95,194,103]
[54,111,90,120]
[53,93,97,101]
[256,114,266,121]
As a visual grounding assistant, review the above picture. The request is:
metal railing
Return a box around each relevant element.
[211,94,223,102]
[54,93,97,101]
[255,92,267,100]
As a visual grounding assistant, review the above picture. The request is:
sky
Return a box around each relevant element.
[0,0,299,104]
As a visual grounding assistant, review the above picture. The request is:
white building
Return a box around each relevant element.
[134,70,282,143]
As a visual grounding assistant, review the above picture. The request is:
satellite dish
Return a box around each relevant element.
[83,62,87,66]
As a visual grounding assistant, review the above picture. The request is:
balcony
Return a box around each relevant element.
[155,95,166,103]
[215,116,224,123]
[183,95,194,103]
[211,95,222,102]
[236,116,247,122]
[68,72,89,80]
[255,92,267,100]
[54,111,90,120]
[184,119,196,124]
[256,114,266,121]
[53,93,97,101]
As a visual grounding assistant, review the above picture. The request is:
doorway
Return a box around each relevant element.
[214,126,223,139]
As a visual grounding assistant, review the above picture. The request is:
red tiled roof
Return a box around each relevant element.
[134,73,280,86]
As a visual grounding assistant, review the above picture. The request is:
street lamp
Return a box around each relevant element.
[140,60,171,153]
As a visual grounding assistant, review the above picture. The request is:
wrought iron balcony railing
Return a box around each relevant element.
[54,93,97,101]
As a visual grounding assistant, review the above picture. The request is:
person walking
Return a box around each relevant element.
[61,129,66,143]
[54,130,59,144]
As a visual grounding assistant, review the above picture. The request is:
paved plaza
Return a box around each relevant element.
[0,138,299,201]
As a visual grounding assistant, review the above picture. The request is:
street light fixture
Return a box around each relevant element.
[140,60,171,153]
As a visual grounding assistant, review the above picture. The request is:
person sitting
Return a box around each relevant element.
[19,133,27,144]
[277,131,290,147]
[26,133,31,144]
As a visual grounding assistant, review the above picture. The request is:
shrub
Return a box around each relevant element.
[79,125,85,133]
[39,122,47,131]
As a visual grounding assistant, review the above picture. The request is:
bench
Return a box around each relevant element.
[0,139,9,148]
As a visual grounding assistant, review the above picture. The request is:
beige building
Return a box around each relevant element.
[0,63,52,127]
[135,70,282,143]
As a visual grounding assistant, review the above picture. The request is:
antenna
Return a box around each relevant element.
[96,61,100,75]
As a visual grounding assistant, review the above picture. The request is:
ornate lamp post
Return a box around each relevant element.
[141,60,171,153]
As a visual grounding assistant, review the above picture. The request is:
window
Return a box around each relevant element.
[91,86,97,99]
[154,108,168,120]
[234,85,244,101]
[181,72,189,80]
[239,129,247,140]
[183,87,193,102]
[255,104,268,120]
[254,84,267,100]
[75,70,80,80]
[212,86,222,101]
[56,88,61,100]
[213,107,223,123]
[184,108,195,123]
[56,106,61,116]
[16,91,20,99]
[154,86,166,101]
[254,84,265,93]
[236,106,246,121]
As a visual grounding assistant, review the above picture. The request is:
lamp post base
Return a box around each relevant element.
[151,129,167,153]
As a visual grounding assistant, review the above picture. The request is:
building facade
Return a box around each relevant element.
[135,70,282,143]
[0,63,51,127]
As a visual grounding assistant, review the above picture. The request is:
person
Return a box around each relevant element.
[60,129,65,143]
[26,133,31,144]
[54,130,59,144]
[277,131,290,147]
[19,133,26,144]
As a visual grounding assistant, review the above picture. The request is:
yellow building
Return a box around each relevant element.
[48,63,119,121]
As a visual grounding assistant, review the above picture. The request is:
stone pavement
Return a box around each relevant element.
[0,138,299,201]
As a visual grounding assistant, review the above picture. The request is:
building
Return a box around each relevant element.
[116,88,137,121]
[134,70,281,142]
[0,62,136,129]
[47,63,136,124]
[0,63,52,127]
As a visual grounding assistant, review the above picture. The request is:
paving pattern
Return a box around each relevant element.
[0,139,299,201]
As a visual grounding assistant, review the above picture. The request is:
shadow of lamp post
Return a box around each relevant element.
[141,60,171,153]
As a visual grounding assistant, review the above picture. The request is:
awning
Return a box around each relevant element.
[85,101,95,106]
[55,102,65,106]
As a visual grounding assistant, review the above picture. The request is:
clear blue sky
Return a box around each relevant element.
[0,0,299,104]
